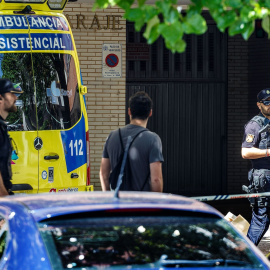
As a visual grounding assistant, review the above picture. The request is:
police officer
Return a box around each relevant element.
[241,88,270,245]
[0,79,23,196]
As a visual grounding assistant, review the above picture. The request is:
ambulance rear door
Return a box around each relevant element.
[27,13,87,193]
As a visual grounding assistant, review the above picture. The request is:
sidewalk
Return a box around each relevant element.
[258,229,270,256]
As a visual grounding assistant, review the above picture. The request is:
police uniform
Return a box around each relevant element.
[0,116,13,193]
[242,88,270,245]
[0,79,23,195]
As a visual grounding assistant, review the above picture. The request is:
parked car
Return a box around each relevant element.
[0,191,269,269]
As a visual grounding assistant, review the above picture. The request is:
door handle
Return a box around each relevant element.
[44,155,59,160]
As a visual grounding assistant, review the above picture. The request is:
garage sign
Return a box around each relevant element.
[102,43,122,78]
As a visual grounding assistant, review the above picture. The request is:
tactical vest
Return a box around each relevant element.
[0,118,12,190]
[248,114,270,150]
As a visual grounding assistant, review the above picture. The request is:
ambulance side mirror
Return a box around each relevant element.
[80,85,87,95]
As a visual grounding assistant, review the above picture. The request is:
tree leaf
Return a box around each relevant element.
[240,6,254,22]
[144,24,160,44]
[202,0,222,10]
[138,0,146,7]
[190,0,203,11]
[134,19,146,31]
[264,0,270,9]
[117,0,134,10]
[144,15,160,39]
[183,13,207,34]
[92,0,109,10]
[173,39,187,53]
[214,10,237,32]
[165,38,186,53]
[165,7,180,24]
[124,7,145,31]
[241,21,255,40]
[158,21,183,43]
[156,1,171,17]
[224,0,242,8]
[253,4,268,18]
[124,8,144,21]
[143,5,159,21]
[228,19,247,36]
[262,15,270,37]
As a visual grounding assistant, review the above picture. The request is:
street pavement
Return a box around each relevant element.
[258,229,270,256]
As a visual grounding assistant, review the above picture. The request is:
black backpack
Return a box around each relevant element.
[109,128,148,191]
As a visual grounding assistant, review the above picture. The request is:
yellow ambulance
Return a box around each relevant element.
[0,0,91,193]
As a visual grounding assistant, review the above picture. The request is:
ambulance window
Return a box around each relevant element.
[32,53,81,130]
[0,53,37,131]
[2,53,80,131]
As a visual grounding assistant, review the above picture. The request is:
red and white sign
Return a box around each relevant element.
[105,54,119,67]
[102,44,122,78]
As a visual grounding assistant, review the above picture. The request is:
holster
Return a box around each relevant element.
[243,169,270,208]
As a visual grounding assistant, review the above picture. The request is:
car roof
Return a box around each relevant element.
[2,192,224,222]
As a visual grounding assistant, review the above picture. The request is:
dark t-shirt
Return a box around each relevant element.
[103,124,164,191]
[242,118,270,169]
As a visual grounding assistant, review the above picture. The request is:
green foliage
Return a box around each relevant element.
[212,11,237,32]
[182,13,207,34]
[143,15,160,43]
[93,0,270,53]
[263,15,270,33]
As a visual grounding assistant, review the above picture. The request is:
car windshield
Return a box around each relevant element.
[38,215,265,269]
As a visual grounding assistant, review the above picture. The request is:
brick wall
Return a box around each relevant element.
[227,32,270,194]
[65,3,126,190]
[248,33,270,118]
[227,35,249,194]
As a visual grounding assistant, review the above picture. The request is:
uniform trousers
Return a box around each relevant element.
[247,206,269,246]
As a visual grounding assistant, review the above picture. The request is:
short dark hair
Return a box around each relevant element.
[128,91,153,120]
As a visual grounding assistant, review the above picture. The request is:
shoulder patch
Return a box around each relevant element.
[246,134,255,143]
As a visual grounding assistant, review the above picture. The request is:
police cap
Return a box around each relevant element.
[0,79,23,95]
[257,88,270,102]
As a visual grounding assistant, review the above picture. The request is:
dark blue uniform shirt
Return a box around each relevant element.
[242,115,270,169]
[0,116,12,191]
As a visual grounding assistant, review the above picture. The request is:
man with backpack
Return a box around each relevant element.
[100,91,163,192]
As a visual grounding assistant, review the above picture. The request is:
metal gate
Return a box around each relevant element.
[126,17,227,196]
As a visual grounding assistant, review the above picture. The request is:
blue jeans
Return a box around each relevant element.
[247,206,269,246]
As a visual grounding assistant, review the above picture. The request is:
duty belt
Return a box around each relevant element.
[242,169,270,208]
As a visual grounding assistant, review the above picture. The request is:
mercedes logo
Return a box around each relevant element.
[34,137,43,150]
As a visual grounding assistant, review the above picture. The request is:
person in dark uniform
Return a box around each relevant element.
[242,88,270,245]
[0,79,23,196]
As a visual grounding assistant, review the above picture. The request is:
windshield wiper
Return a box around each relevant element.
[158,255,253,267]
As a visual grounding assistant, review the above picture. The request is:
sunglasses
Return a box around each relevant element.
[261,100,270,106]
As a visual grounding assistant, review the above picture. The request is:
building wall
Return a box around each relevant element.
[65,2,270,195]
[248,33,270,118]
[227,35,249,194]
[65,2,126,190]
[227,32,270,194]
